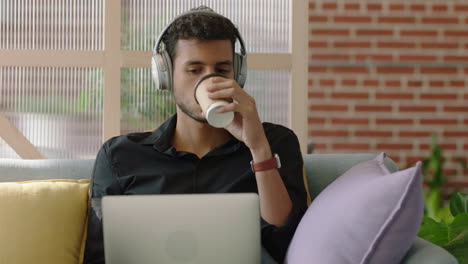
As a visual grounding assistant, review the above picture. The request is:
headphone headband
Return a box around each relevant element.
[153,10,246,57]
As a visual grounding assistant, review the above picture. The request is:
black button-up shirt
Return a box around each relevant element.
[84,115,308,263]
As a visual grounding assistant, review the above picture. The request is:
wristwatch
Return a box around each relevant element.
[250,153,281,172]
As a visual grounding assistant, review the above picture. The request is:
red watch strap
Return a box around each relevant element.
[251,154,280,172]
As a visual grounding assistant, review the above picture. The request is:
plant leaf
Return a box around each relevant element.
[425,188,442,221]
[447,213,468,243]
[450,193,468,217]
[419,214,468,263]
[418,216,450,246]
[444,245,468,264]
[437,206,454,224]
[426,134,445,189]
[443,214,468,264]
[444,214,468,264]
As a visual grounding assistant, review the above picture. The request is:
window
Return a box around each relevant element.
[0,0,307,159]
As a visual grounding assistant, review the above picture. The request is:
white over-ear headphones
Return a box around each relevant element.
[151,9,247,91]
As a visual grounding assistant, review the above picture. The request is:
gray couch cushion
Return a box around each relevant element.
[303,153,398,200]
[0,159,94,182]
[401,237,458,264]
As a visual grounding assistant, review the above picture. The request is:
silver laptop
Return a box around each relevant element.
[102,193,260,264]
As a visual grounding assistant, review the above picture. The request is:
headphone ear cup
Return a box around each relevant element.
[234,53,247,88]
[151,51,173,91]
[151,55,162,89]
[161,50,173,90]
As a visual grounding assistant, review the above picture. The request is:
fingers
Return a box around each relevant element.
[210,88,253,106]
[210,77,227,83]
[215,102,238,113]
[206,78,235,92]
[208,88,236,100]
[215,97,256,115]
[206,79,251,104]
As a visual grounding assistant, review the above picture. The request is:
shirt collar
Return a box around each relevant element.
[140,114,177,152]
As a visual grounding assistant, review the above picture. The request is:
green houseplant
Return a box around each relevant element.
[418,193,468,264]
[416,134,468,263]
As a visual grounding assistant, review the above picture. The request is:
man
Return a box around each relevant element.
[84,6,307,264]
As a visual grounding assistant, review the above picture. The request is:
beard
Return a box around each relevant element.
[174,94,208,124]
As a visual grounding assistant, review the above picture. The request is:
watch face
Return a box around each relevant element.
[275,153,282,169]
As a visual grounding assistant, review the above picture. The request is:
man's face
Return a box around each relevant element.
[172,38,234,123]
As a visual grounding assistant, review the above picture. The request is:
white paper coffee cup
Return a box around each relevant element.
[205,101,234,128]
[194,74,234,128]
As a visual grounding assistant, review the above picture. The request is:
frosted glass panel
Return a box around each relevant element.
[0,67,103,159]
[120,68,176,134]
[244,70,289,127]
[0,137,20,159]
[121,0,290,53]
[120,68,289,134]
[0,0,103,50]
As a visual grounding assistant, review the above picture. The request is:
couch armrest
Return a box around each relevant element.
[401,237,458,264]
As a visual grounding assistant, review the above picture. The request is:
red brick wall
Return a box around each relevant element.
[308,0,468,196]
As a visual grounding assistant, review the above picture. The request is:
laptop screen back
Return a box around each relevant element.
[102,193,260,264]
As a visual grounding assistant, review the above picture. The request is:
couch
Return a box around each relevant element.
[0,153,458,264]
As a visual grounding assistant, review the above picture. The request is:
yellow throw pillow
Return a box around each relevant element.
[0,179,90,264]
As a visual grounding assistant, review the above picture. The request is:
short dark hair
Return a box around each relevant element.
[162,6,238,60]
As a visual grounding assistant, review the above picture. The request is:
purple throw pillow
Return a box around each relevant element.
[285,153,424,264]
